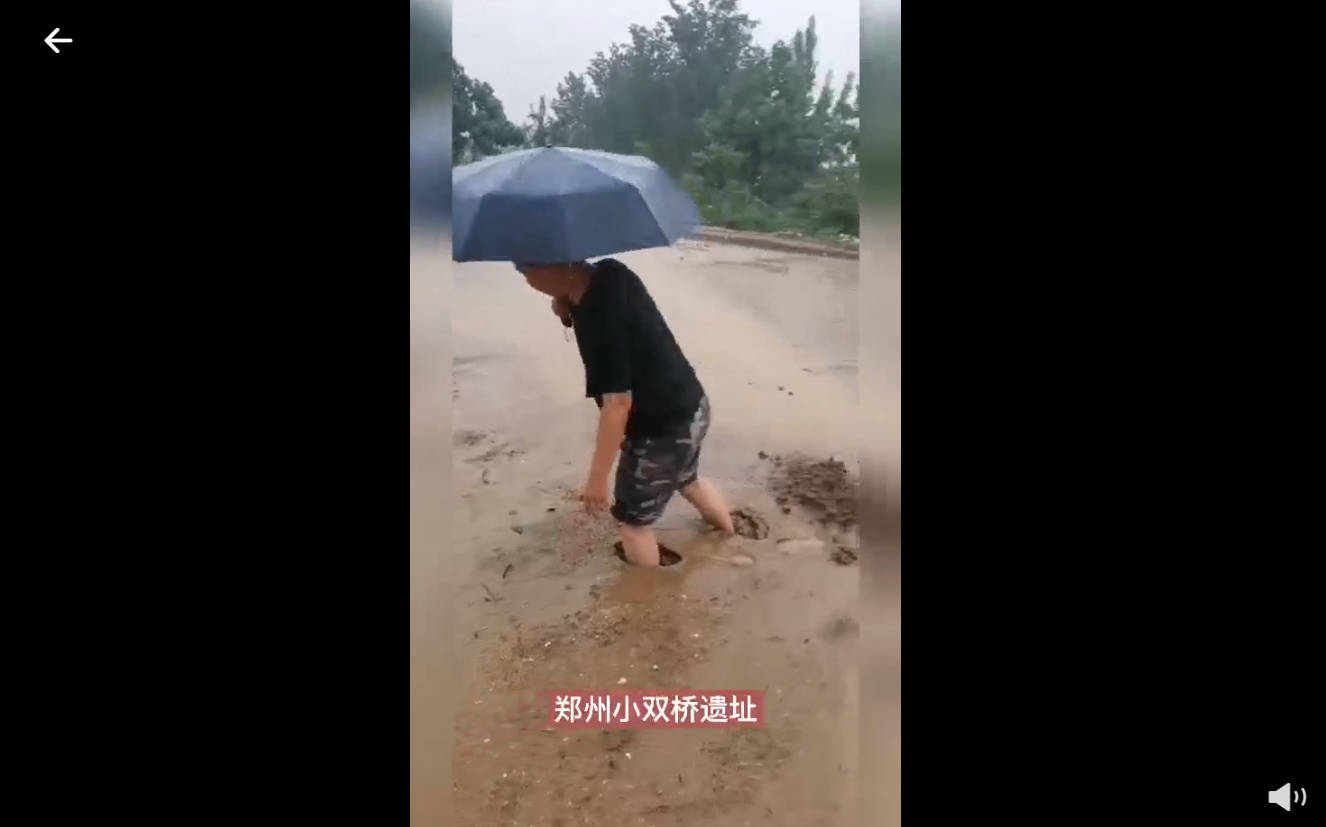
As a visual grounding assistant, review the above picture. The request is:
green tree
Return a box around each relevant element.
[547,73,594,147]
[530,0,862,238]
[452,62,525,163]
[525,96,551,147]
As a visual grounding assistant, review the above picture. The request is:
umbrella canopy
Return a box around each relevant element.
[452,147,701,263]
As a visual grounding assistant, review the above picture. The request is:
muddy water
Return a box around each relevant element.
[449,244,862,826]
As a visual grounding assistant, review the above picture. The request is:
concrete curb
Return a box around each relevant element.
[693,227,859,261]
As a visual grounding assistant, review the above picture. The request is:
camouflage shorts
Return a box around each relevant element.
[611,396,712,527]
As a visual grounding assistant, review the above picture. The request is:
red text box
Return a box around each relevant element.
[543,690,765,729]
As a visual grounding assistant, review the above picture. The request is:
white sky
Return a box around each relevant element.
[454,0,896,125]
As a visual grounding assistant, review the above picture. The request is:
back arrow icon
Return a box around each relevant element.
[46,28,72,53]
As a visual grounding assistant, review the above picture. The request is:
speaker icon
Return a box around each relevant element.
[1269,783,1307,811]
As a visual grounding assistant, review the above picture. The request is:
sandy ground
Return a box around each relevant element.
[445,242,877,826]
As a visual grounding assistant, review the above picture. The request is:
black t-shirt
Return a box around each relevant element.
[568,259,705,438]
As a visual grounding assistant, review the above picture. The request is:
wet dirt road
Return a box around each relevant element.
[445,242,869,826]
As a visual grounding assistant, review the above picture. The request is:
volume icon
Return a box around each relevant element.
[1269,783,1307,811]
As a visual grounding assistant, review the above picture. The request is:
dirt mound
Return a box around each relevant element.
[766,454,857,528]
[829,544,858,566]
[730,507,770,539]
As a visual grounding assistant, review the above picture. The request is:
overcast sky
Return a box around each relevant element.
[454,0,897,125]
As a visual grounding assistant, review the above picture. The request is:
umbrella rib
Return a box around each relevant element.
[456,146,548,190]
[562,150,698,243]
[554,152,675,249]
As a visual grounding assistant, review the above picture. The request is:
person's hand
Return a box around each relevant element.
[551,295,573,327]
[580,476,611,515]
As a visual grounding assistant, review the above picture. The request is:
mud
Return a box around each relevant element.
[614,541,683,567]
[819,616,860,642]
[455,428,488,447]
[767,454,858,529]
[445,242,875,827]
[829,544,859,566]
[730,507,770,540]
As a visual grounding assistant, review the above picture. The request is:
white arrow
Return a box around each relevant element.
[46,28,72,54]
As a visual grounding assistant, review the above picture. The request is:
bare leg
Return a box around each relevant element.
[618,523,661,567]
[680,478,735,534]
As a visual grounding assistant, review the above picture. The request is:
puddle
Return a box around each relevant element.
[612,541,683,567]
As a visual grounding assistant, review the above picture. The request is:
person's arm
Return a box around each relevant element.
[589,391,632,486]
[583,292,633,508]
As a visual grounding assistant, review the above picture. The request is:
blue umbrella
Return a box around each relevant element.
[452,147,701,263]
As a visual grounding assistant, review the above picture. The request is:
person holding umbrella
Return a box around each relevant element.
[453,147,737,566]
[517,258,736,566]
